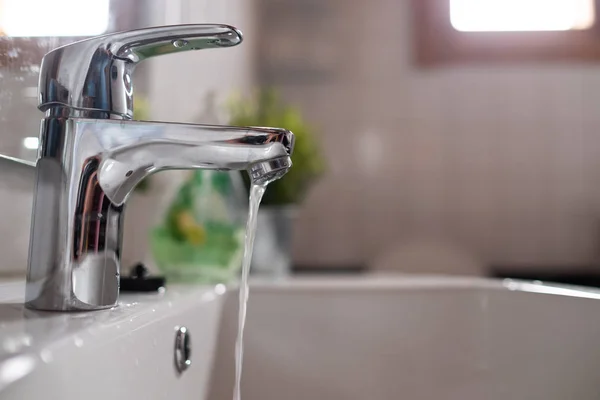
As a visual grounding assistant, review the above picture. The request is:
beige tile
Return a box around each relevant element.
[292,174,367,265]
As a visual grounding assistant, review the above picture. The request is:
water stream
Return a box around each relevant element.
[233,182,267,400]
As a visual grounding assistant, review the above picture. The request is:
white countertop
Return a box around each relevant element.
[0,280,224,374]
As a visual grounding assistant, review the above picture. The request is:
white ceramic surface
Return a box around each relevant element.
[0,280,225,400]
[209,276,600,400]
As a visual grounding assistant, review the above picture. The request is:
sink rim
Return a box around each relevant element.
[245,274,600,300]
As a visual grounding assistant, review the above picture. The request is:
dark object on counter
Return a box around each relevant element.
[292,264,367,275]
[490,266,600,289]
[120,262,166,292]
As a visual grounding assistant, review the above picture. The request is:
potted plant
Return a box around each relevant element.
[228,89,325,276]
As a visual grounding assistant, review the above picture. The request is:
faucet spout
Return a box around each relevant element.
[86,120,293,205]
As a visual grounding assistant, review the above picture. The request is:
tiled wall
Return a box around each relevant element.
[0,37,79,275]
[258,0,600,271]
[3,0,600,275]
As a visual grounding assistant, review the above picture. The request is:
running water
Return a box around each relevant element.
[233,182,267,400]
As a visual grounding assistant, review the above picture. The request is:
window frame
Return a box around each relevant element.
[412,0,600,66]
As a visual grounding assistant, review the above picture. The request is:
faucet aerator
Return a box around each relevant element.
[248,156,292,185]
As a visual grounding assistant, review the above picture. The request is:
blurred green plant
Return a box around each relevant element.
[133,96,151,121]
[228,89,325,205]
[132,97,151,192]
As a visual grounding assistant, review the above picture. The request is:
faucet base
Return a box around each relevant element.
[24,301,116,312]
[25,252,120,312]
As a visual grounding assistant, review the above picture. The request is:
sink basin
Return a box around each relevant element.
[0,280,225,399]
[208,276,600,400]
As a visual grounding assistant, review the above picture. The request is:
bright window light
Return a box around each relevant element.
[0,0,109,37]
[23,137,39,150]
[450,0,595,32]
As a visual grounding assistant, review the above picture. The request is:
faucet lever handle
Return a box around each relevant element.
[38,24,243,118]
[101,24,243,63]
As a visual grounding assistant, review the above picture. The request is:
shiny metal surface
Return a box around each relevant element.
[1,24,295,311]
[174,326,192,373]
[39,24,243,119]
[26,119,292,311]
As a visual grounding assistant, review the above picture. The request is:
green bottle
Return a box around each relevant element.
[151,92,247,283]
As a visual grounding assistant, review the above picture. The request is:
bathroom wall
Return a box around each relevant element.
[0,59,37,275]
[257,0,600,272]
[2,0,600,276]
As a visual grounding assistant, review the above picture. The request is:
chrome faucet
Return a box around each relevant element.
[0,24,293,311]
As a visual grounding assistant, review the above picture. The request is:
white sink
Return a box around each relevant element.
[0,280,225,400]
[209,276,600,400]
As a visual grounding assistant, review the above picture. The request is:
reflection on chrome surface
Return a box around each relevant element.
[1,25,294,311]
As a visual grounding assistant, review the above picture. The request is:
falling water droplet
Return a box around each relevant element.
[3,339,18,353]
[74,337,84,348]
[215,284,226,295]
[172,39,188,48]
[40,350,53,363]
[22,336,32,347]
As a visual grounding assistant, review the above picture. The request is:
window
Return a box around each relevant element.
[413,0,600,66]
[0,0,142,160]
[0,0,110,37]
[450,0,595,32]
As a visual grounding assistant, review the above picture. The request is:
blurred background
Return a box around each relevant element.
[2,0,600,284]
